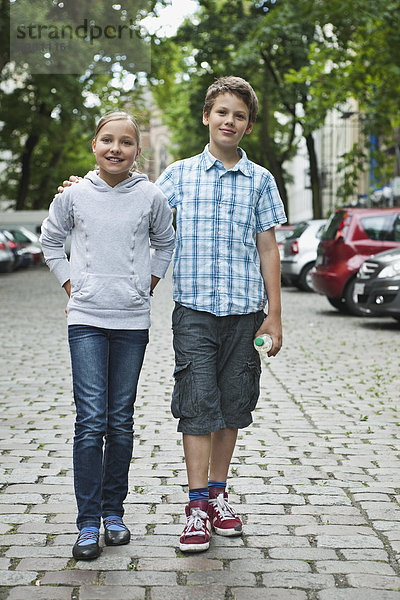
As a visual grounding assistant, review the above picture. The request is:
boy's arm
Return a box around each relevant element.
[256,227,283,356]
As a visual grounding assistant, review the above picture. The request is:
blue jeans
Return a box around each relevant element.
[68,325,148,530]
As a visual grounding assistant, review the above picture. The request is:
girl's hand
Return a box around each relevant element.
[63,280,71,317]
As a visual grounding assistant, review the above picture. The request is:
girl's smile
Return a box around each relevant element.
[92,119,141,187]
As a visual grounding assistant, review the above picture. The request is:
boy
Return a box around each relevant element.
[59,76,286,553]
[155,76,287,552]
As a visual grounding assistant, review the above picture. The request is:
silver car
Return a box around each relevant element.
[281,219,327,292]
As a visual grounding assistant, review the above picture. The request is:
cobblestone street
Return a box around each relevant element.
[1,266,400,600]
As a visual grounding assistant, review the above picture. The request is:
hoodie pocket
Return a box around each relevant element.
[72,273,147,311]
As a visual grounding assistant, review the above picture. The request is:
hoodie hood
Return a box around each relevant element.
[83,169,149,193]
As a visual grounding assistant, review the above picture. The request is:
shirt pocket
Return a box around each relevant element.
[72,273,147,311]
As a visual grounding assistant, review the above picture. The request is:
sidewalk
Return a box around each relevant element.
[0,267,399,600]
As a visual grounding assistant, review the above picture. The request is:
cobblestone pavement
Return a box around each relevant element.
[0,267,400,600]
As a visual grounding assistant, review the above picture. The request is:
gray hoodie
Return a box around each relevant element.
[40,170,175,330]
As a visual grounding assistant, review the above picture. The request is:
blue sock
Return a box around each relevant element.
[189,487,209,502]
[77,526,99,546]
[208,480,227,490]
[104,515,125,531]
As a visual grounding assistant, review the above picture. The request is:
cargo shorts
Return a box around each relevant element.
[171,302,265,435]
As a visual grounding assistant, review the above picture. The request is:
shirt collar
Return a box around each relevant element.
[201,144,251,177]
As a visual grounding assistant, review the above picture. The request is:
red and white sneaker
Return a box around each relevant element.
[208,489,243,536]
[180,500,211,552]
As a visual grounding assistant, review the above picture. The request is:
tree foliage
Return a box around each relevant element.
[151,0,400,217]
[150,0,335,219]
[283,0,400,198]
[0,0,158,210]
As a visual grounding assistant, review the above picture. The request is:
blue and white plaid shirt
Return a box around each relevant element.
[156,145,287,316]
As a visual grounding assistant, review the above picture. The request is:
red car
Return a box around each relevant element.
[311,207,400,315]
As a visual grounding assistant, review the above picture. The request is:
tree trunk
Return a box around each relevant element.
[259,89,290,221]
[15,101,52,210]
[32,146,64,209]
[15,133,39,210]
[0,0,10,78]
[305,132,322,219]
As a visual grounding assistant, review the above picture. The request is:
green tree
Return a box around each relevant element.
[150,0,334,220]
[151,0,400,215]
[0,0,157,209]
[286,0,400,199]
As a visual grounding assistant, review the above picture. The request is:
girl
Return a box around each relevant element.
[40,111,175,560]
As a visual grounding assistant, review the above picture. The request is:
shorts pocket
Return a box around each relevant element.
[241,360,261,413]
[171,361,199,419]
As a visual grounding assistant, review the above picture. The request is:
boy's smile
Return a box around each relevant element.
[203,93,253,159]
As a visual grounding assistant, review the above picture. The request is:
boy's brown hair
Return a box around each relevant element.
[203,76,259,124]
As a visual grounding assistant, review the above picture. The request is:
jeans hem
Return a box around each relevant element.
[77,520,101,531]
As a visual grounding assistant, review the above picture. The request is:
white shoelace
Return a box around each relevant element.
[214,493,236,521]
[184,508,208,537]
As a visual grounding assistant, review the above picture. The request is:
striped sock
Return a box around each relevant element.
[189,487,209,502]
[208,480,227,491]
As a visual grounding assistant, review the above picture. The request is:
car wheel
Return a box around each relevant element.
[344,278,371,316]
[327,296,349,313]
[297,262,315,292]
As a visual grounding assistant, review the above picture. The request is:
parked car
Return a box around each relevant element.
[3,226,44,265]
[0,230,15,273]
[276,224,296,260]
[2,228,35,269]
[354,246,400,322]
[311,207,400,315]
[280,219,327,292]
[0,229,21,270]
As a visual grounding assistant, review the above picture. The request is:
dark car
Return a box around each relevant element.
[311,207,400,315]
[354,247,400,322]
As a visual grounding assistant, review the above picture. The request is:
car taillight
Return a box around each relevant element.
[0,242,6,250]
[334,211,348,242]
[290,241,299,255]
[7,240,17,250]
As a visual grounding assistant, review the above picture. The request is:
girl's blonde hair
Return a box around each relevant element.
[94,111,141,171]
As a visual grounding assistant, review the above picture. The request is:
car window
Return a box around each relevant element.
[394,216,400,242]
[360,215,398,241]
[10,230,29,243]
[321,211,346,240]
[287,222,308,239]
[275,230,290,243]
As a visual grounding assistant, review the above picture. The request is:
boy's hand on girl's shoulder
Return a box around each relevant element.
[255,315,282,357]
[56,175,81,194]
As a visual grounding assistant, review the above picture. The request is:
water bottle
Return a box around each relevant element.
[254,334,273,354]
